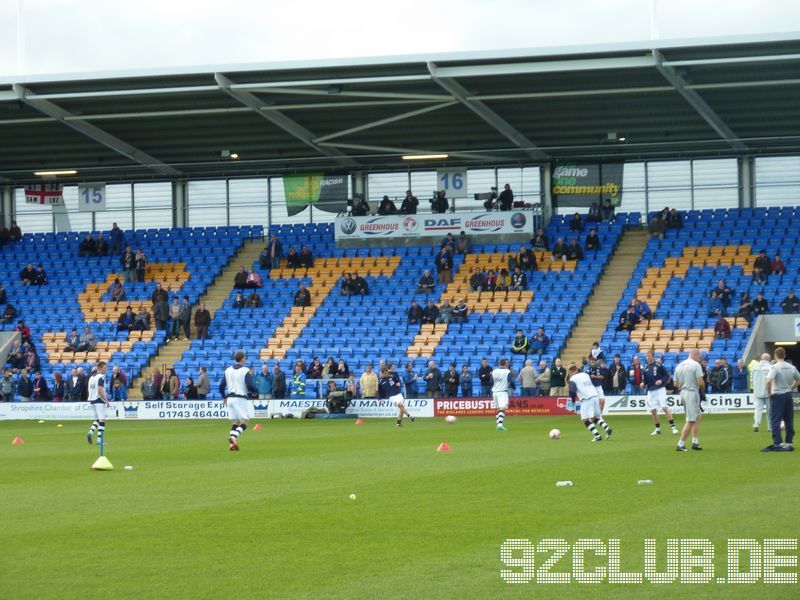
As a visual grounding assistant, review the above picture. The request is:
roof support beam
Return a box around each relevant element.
[427,62,548,161]
[653,51,748,152]
[12,84,182,176]
[215,73,359,168]
[317,141,509,163]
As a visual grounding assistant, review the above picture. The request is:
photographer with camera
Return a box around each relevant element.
[498,183,514,211]
[430,190,449,214]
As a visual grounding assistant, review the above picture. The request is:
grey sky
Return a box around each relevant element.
[0,0,798,77]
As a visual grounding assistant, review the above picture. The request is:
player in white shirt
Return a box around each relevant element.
[219,350,258,451]
[567,364,613,442]
[86,361,110,445]
[492,358,514,431]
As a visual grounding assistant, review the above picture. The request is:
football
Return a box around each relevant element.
[445,415,457,424]
[549,428,561,439]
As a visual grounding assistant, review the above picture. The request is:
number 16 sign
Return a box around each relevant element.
[78,184,107,212]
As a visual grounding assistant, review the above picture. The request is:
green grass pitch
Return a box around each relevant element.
[1,414,798,599]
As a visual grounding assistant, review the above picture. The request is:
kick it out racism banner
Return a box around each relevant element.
[283,173,349,216]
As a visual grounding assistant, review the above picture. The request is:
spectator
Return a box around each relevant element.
[585,228,601,252]
[63,368,83,401]
[168,297,182,340]
[666,208,683,229]
[633,299,653,320]
[233,291,246,309]
[484,269,498,292]
[335,359,349,379]
[193,303,210,341]
[95,233,108,257]
[753,292,769,316]
[140,371,156,400]
[456,231,470,254]
[183,377,198,400]
[351,273,368,296]
[340,273,354,296]
[469,268,485,292]
[435,299,452,324]
[629,355,644,394]
[443,364,460,397]
[478,358,493,396]
[511,329,529,356]
[451,298,468,324]
[32,370,49,401]
[360,364,379,399]
[162,368,180,399]
[111,366,128,401]
[402,363,418,398]
[714,317,731,340]
[8,221,22,242]
[431,190,449,213]
[20,263,36,285]
[549,359,568,396]
[717,359,732,393]
[518,359,538,396]
[753,249,772,281]
[601,199,615,221]
[648,215,666,239]
[377,195,397,215]
[400,190,419,214]
[737,292,753,323]
[299,245,314,268]
[772,252,787,275]
[517,245,536,272]
[424,360,443,398]
[17,369,33,402]
[460,365,473,397]
[566,239,583,261]
[151,282,168,306]
[307,357,323,380]
[321,357,336,380]
[109,223,124,256]
[117,307,135,333]
[753,267,768,285]
[552,237,568,261]
[417,270,436,294]
[267,235,283,270]
[422,300,439,324]
[76,326,96,352]
[257,244,269,270]
[120,246,136,283]
[135,248,147,282]
[153,295,169,330]
[255,364,274,399]
[407,300,424,324]
[286,248,301,269]
[150,368,163,400]
[610,355,628,395]
[245,270,262,289]
[781,290,800,314]
[272,364,287,399]
[531,228,549,250]
[109,278,125,303]
[590,341,604,362]
[294,285,311,307]
[1,303,17,324]
[435,247,453,284]
[16,320,31,343]
[732,359,748,393]
[196,367,210,399]
[79,235,96,257]
[569,212,584,232]
[616,305,640,331]
[51,372,64,402]
[498,184,514,211]
[496,269,511,291]
[707,290,725,317]
[1,370,15,402]
[350,194,370,216]
[179,296,192,339]
[511,267,527,291]
[233,267,249,290]
[246,292,262,308]
[530,328,550,356]
[24,347,40,372]
[535,360,551,395]
[65,328,80,351]
[132,306,151,332]
[440,233,456,253]
[587,202,601,223]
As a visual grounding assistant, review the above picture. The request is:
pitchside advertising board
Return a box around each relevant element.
[0,394,784,420]
[335,210,532,241]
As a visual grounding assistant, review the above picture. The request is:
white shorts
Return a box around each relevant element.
[389,394,405,406]
[646,388,668,411]
[580,397,602,420]
[226,397,249,421]
[492,391,509,410]
[594,386,605,399]
[91,402,107,421]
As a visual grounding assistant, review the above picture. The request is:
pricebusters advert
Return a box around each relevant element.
[433,396,573,417]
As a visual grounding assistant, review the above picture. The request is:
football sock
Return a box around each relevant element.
[692,437,699,445]
[97,422,105,439]
[596,418,611,434]
[89,420,99,433]
[654,421,661,429]
[496,410,505,426]
[585,421,600,437]
[677,440,686,448]
[668,419,675,426]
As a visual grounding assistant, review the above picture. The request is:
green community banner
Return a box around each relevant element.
[283,173,349,216]
[551,163,623,208]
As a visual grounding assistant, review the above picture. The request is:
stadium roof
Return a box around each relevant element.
[1,31,800,184]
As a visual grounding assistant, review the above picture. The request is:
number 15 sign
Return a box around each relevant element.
[78,184,106,212]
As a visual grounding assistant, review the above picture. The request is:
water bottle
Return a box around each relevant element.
[637,479,654,485]
[556,480,574,487]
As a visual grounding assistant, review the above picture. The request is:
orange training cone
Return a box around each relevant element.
[436,442,451,452]
[11,436,24,445]
[253,424,263,431]
[355,419,365,425]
